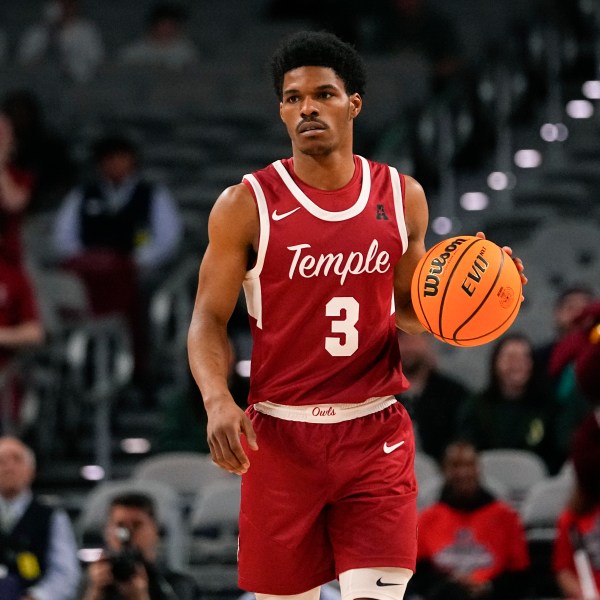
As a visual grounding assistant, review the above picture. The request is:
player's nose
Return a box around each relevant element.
[300,96,319,117]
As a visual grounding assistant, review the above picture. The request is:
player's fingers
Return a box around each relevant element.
[475,231,486,239]
[241,414,258,451]
[208,437,240,475]
[222,432,251,475]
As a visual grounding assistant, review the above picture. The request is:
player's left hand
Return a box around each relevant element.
[476,231,527,299]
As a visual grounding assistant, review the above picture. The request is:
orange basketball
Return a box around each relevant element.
[411,235,522,347]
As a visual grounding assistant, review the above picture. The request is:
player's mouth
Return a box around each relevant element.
[297,119,327,134]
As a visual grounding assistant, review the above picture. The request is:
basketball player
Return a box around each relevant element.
[187,31,525,600]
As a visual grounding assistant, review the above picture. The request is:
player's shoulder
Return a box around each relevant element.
[210,183,257,228]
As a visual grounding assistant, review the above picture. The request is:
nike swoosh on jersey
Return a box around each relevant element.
[383,441,405,454]
[272,207,301,221]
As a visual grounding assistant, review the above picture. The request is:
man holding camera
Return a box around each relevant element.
[80,492,200,600]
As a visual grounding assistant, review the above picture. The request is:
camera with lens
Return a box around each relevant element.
[108,527,144,582]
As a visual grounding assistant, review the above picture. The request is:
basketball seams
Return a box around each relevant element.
[437,238,483,339]
[450,267,522,345]
[451,244,505,343]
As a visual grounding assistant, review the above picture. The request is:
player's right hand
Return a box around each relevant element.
[205,395,258,475]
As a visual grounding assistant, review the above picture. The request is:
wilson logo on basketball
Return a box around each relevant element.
[423,238,467,297]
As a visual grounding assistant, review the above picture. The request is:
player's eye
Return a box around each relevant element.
[285,95,300,103]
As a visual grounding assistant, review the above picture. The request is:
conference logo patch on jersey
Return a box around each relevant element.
[376,204,389,220]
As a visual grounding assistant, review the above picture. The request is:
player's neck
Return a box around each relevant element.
[291,151,356,191]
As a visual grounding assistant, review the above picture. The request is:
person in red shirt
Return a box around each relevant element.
[0,258,45,431]
[412,440,530,599]
[0,112,34,266]
[552,408,600,600]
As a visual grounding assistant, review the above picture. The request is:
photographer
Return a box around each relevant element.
[80,493,199,600]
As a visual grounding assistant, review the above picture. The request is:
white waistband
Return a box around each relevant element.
[253,396,397,423]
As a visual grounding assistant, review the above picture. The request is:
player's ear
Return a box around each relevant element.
[349,93,362,119]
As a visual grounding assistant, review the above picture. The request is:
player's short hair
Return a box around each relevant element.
[270,30,366,100]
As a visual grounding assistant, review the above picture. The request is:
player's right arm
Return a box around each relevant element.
[187,183,259,475]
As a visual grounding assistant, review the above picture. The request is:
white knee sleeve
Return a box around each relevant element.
[339,567,413,600]
[256,587,321,600]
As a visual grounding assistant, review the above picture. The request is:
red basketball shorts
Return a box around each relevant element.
[238,400,418,595]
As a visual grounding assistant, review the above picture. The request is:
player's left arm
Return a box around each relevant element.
[394,175,429,334]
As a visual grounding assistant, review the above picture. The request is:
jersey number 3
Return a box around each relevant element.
[325,297,359,356]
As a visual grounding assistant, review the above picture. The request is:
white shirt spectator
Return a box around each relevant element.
[17,1,104,82]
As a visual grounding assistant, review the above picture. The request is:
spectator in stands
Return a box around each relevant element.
[458,333,561,473]
[79,492,201,600]
[2,89,78,213]
[118,3,199,71]
[52,135,182,389]
[53,134,182,288]
[0,111,34,266]
[0,258,45,433]
[0,435,80,600]
[16,0,105,82]
[410,440,530,600]
[396,330,470,462]
[552,407,600,599]
[535,286,595,377]
[538,288,597,461]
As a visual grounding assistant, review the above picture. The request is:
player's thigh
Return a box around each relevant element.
[339,567,413,600]
[239,412,336,593]
[327,404,418,575]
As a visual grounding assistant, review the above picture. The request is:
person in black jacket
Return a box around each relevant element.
[0,435,80,600]
[396,330,471,462]
[80,492,200,600]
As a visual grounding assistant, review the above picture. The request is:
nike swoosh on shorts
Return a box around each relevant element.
[383,441,405,454]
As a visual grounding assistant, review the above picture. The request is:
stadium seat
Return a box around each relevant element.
[187,478,241,566]
[132,451,236,512]
[479,449,549,507]
[414,451,441,486]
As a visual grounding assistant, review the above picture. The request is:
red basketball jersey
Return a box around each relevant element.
[242,155,410,406]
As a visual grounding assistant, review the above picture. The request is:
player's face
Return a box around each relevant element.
[279,66,361,157]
